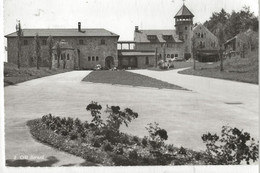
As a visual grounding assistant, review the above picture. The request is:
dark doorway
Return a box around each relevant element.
[105,56,114,69]
[77,49,81,69]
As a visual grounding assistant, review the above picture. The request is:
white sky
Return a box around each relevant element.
[3,0,259,40]
[1,0,259,61]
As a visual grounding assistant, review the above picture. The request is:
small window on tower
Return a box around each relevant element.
[101,39,105,45]
[171,54,174,58]
[23,40,28,45]
[96,56,99,61]
[79,39,84,45]
[88,56,91,61]
[185,26,188,30]
[92,56,95,61]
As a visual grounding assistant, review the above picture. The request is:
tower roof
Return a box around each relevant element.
[174,5,194,18]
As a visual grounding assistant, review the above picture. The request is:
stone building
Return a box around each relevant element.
[192,23,219,62]
[116,4,195,69]
[4,22,119,69]
[52,40,75,69]
[224,28,258,58]
[133,4,194,61]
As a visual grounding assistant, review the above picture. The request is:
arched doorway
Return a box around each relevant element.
[105,56,114,69]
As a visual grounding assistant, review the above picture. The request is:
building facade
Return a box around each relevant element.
[5,22,119,69]
[192,23,219,62]
[224,28,259,59]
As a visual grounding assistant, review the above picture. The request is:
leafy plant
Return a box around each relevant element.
[86,101,104,128]
[145,122,168,144]
[202,126,259,165]
[105,105,138,131]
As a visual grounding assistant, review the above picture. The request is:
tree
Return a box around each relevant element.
[191,36,198,70]
[15,20,23,69]
[34,33,41,70]
[56,41,61,68]
[47,35,54,70]
[213,23,225,71]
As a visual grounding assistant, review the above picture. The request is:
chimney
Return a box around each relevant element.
[78,22,81,32]
[135,26,139,32]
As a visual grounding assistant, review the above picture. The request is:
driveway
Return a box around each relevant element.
[4,70,259,166]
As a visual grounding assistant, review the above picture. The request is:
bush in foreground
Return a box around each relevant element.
[27,101,259,166]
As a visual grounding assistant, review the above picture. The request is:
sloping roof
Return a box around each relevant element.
[134,30,183,43]
[174,5,194,18]
[5,28,119,37]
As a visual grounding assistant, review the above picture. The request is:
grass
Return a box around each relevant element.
[4,62,71,86]
[83,70,186,90]
[179,50,259,84]
[148,61,195,71]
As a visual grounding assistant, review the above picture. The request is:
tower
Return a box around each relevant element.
[174,4,194,59]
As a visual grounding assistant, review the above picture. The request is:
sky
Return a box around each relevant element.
[1,0,259,61]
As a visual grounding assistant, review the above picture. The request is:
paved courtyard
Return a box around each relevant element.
[4,70,259,166]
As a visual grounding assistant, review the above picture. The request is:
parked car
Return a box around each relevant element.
[94,64,101,71]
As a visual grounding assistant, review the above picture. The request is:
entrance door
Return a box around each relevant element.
[105,56,114,69]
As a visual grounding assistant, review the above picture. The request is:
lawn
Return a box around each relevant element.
[4,62,71,86]
[82,70,186,90]
[179,50,258,84]
[148,61,195,71]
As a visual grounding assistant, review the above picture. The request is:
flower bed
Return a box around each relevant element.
[27,102,259,166]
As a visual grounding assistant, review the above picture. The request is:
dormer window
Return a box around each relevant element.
[163,35,172,40]
[147,35,157,40]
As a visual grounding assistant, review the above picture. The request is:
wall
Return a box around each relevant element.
[193,25,219,50]
[135,43,185,60]
[137,55,155,68]
[52,49,75,69]
[6,36,118,69]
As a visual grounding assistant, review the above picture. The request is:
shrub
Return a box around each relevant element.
[105,105,138,131]
[142,137,148,147]
[202,126,259,165]
[178,147,187,155]
[103,141,113,152]
[86,101,104,128]
[132,136,140,145]
[129,150,138,160]
[69,131,78,140]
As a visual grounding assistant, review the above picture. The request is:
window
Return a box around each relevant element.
[147,35,157,40]
[67,54,70,60]
[101,39,105,45]
[175,54,178,57]
[171,54,174,58]
[167,54,170,58]
[54,54,57,60]
[92,56,95,61]
[96,56,99,61]
[61,54,63,60]
[145,56,149,65]
[79,39,84,45]
[159,54,162,58]
[42,39,47,45]
[201,33,204,38]
[179,32,183,40]
[88,56,91,61]
[23,40,28,45]
[185,26,188,30]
